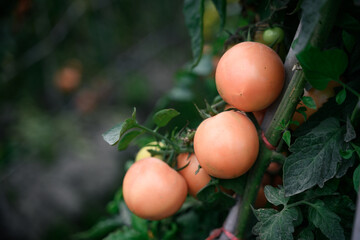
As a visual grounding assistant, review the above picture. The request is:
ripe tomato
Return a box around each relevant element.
[177,153,211,197]
[263,27,284,45]
[54,66,81,93]
[194,111,259,179]
[291,80,341,129]
[135,141,164,161]
[123,157,187,220]
[266,162,282,175]
[215,42,285,112]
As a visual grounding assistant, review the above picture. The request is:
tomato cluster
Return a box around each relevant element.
[122,41,285,220]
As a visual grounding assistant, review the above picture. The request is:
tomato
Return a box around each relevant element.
[194,111,259,179]
[135,141,164,161]
[215,42,285,112]
[266,162,282,175]
[291,80,341,129]
[177,153,211,197]
[54,66,81,93]
[123,157,187,220]
[262,27,284,46]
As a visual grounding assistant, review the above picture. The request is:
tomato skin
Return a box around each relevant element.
[177,153,211,197]
[123,157,187,220]
[194,111,259,179]
[263,27,284,45]
[266,162,282,175]
[215,42,285,112]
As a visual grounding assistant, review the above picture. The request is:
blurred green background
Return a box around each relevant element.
[0,0,194,239]
[0,0,245,239]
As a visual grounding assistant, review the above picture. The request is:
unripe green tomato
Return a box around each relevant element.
[263,27,284,45]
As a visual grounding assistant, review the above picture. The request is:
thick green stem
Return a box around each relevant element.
[236,0,341,238]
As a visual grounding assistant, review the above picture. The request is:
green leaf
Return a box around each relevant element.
[264,185,289,206]
[345,117,356,142]
[297,227,314,240]
[296,106,308,121]
[292,0,328,53]
[323,195,356,231]
[131,214,148,234]
[103,226,147,240]
[342,31,356,52]
[196,181,218,204]
[284,118,344,196]
[282,130,291,147]
[211,0,226,30]
[340,149,354,159]
[197,181,235,208]
[353,165,360,192]
[183,0,205,67]
[121,118,137,137]
[102,118,138,146]
[163,223,178,240]
[301,96,316,109]
[296,46,348,90]
[72,218,123,240]
[102,123,123,146]
[118,131,143,151]
[218,175,247,195]
[351,143,360,159]
[336,88,347,105]
[153,109,180,127]
[252,207,298,240]
[303,178,339,200]
[308,200,345,240]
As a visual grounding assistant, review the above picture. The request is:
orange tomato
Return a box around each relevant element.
[291,80,341,129]
[194,111,259,179]
[177,153,211,197]
[54,66,81,93]
[215,42,284,112]
[123,157,187,220]
[266,162,282,175]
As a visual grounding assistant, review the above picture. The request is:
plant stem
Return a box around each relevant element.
[235,0,341,238]
[136,124,180,152]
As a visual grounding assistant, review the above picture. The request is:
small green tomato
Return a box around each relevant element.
[263,27,284,46]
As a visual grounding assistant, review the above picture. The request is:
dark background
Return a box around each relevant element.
[0,0,194,239]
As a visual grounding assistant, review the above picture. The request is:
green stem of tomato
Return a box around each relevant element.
[136,124,180,153]
[235,0,341,238]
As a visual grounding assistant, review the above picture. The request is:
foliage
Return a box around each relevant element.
[79,0,360,239]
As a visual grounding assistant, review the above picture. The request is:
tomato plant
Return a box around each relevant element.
[78,0,360,240]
